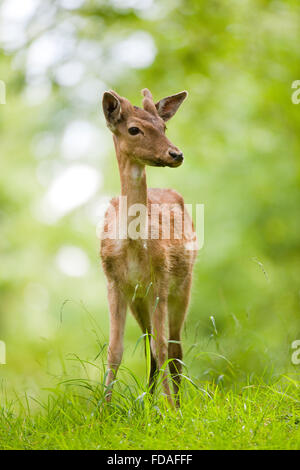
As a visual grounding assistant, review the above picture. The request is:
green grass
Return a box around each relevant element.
[0,364,299,450]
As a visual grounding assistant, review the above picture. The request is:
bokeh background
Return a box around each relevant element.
[1,0,300,399]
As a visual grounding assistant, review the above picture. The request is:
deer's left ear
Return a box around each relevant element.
[102,90,121,130]
[155,91,188,122]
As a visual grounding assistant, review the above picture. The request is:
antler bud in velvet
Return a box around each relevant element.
[141,88,158,116]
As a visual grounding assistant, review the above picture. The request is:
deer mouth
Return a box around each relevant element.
[154,158,184,168]
[169,158,184,167]
[138,157,183,168]
[154,159,167,167]
[142,158,167,167]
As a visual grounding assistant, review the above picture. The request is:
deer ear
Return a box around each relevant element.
[102,91,121,130]
[155,91,188,122]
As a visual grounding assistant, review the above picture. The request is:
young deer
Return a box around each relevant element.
[101,88,197,406]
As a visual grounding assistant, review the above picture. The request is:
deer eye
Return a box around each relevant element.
[128,127,140,135]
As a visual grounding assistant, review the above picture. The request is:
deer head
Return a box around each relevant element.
[102,88,187,168]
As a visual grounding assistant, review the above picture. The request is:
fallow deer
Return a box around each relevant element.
[101,88,197,406]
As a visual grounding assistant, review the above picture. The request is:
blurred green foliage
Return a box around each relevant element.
[0,0,300,396]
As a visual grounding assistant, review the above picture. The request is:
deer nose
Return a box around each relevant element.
[169,151,183,162]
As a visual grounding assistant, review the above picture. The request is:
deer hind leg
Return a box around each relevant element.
[168,277,192,402]
[151,296,174,405]
[105,282,127,402]
[129,299,157,392]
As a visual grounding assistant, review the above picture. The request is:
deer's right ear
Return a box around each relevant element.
[102,91,121,131]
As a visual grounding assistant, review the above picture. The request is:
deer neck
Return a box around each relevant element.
[114,139,148,241]
[114,140,147,208]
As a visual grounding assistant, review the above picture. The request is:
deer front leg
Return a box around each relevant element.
[168,276,192,405]
[105,282,127,402]
[151,297,174,406]
[129,299,157,392]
